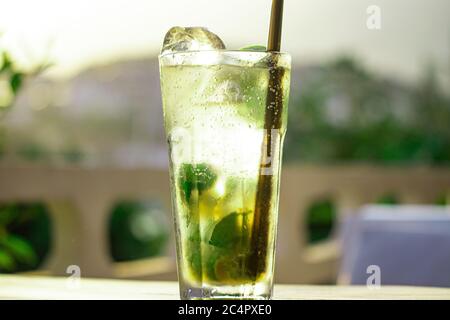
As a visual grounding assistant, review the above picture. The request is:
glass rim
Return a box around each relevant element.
[159,50,291,68]
[159,49,290,59]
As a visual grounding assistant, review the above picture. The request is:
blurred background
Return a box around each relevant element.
[0,0,449,286]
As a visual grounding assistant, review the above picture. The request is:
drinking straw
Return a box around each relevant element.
[267,0,284,52]
[248,0,285,279]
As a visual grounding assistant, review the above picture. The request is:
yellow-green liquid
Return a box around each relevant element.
[160,61,290,295]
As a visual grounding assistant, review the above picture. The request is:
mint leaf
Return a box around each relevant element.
[205,250,220,281]
[187,220,202,281]
[188,244,202,280]
[209,211,249,249]
[179,163,217,203]
[240,45,267,52]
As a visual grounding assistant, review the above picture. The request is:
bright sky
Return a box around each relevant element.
[1,0,449,84]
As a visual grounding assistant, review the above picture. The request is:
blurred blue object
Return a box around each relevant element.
[339,205,450,287]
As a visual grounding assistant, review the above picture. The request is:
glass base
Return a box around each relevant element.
[180,282,272,300]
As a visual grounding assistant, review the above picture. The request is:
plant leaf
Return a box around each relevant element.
[0,249,15,271]
[10,72,23,94]
[178,163,217,203]
[209,211,249,249]
[0,52,12,72]
[240,45,267,52]
[0,203,21,225]
[0,234,37,266]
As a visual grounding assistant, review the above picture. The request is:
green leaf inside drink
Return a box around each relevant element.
[176,163,258,283]
[209,211,249,249]
[178,163,218,281]
[207,210,252,282]
[178,163,217,203]
[240,45,267,52]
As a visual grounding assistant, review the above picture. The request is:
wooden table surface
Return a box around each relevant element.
[0,276,449,300]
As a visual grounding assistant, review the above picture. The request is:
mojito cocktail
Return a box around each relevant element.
[159,27,290,299]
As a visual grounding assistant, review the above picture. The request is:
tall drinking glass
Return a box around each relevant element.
[159,51,290,299]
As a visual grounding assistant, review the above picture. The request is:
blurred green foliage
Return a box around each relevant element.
[17,142,50,162]
[0,52,23,96]
[61,145,85,163]
[0,200,170,273]
[434,194,449,206]
[0,46,51,158]
[0,51,23,159]
[306,199,336,244]
[376,194,400,205]
[0,203,52,273]
[285,56,450,165]
[109,201,169,262]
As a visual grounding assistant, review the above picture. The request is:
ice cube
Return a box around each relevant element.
[209,80,243,104]
[161,27,226,55]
